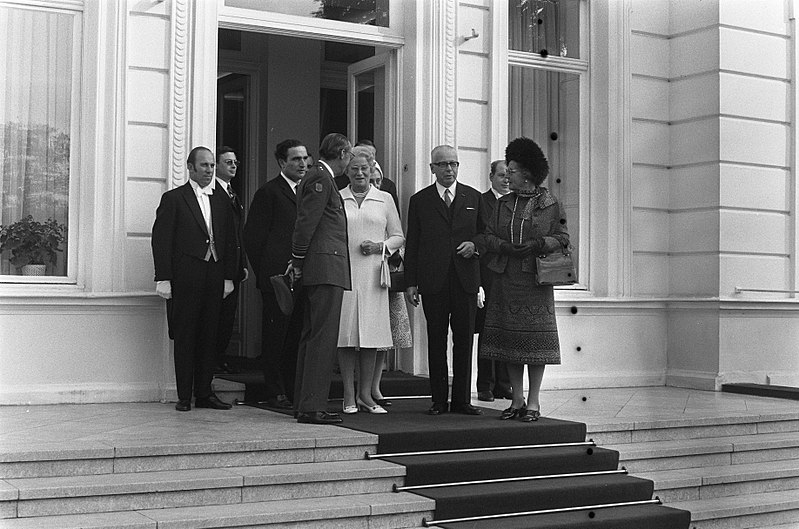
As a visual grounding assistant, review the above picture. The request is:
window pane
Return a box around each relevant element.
[509,66,580,275]
[225,0,389,27]
[0,7,72,277]
[509,0,581,58]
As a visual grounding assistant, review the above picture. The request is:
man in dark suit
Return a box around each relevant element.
[404,145,484,416]
[475,160,512,402]
[214,146,248,374]
[152,146,238,412]
[288,133,353,425]
[244,139,309,410]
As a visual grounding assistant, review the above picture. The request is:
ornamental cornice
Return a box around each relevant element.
[169,0,189,189]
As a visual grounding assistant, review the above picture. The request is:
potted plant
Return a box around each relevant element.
[0,215,66,276]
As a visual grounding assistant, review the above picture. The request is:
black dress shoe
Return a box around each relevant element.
[195,394,233,410]
[477,391,495,402]
[451,403,483,415]
[518,409,541,422]
[499,406,522,420]
[262,395,293,409]
[493,390,514,400]
[175,400,191,412]
[297,411,343,424]
[375,398,392,407]
[427,403,448,415]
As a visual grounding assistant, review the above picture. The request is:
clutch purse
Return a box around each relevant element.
[535,246,577,286]
[380,246,407,292]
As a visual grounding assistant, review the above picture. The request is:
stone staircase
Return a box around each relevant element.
[0,427,434,528]
[591,410,799,529]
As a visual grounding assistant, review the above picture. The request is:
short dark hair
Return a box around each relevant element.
[216,146,236,163]
[505,137,549,186]
[490,159,504,175]
[275,139,304,163]
[187,146,213,167]
[355,139,375,148]
[319,133,351,161]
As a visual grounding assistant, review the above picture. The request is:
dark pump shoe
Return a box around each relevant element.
[297,411,343,424]
[195,394,233,410]
[427,403,449,415]
[477,391,495,402]
[519,409,541,422]
[262,395,293,410]
[175,400,191,412]
[451,403,483,415]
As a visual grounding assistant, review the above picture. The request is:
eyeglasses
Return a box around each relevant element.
[223,160,240,167]
[432,161,460,169]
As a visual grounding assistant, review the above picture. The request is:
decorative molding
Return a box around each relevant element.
[168,0,189,189]
[428,0,457,147]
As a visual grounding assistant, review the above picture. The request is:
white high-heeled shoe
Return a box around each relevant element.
[356,397,387,414]
[342,403,358,414]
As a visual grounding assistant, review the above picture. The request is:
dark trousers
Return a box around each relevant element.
[421,270,477,406]
[215,280,239,365]
[294,284,343,413]
[170,257,224,401]
[260,288,303,400]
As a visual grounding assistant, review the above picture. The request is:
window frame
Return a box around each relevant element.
[0,0,82,284]
[493,0,590,290]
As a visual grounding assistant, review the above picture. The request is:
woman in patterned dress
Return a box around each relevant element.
[479,137,570,422]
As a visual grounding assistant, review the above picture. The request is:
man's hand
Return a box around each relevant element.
[456,241,476,258]
[156,280,172,300]
[405,286,420,307]
[241,268,249,282]
[223,280,234,298]
[288,259,303,286]
[477,286,485,309]
[360,240,383,256]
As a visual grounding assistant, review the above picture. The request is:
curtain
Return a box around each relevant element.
[0,6,73,275]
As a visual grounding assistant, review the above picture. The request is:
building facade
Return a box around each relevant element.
[1,0,798,404]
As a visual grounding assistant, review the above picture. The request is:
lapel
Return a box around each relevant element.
[429,185,449,222]
[180,183,209,236]
[276,175,297,205]
[451,186,468,219]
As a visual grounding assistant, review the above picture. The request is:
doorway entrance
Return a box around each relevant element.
[216,31,397,361]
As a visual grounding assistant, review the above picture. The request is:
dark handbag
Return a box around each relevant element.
[535,246,577,286]
[387,248,406,292]
[269,273,295,315]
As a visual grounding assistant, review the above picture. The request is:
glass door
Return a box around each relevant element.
[347,52,397,189]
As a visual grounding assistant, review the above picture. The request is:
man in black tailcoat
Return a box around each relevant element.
[152,146,238,412]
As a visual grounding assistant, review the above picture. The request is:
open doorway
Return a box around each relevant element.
[217,30,396,362]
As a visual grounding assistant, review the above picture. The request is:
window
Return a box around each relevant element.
[507,0,588,282]
[225,0,390,27]
[0,4,80,279]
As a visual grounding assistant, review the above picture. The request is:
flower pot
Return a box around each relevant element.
[21,264,47,276]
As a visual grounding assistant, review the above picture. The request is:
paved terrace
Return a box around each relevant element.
[1,386,796,451]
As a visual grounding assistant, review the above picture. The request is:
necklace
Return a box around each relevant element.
[510,196,524,244]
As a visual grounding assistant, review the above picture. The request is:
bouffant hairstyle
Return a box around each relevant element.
[349,145,375,167]
[505,137,549,186]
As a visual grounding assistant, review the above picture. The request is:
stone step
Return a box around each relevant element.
[0,492,435,528]
[1,459,404,518]
[637,458,799,502]
[0,432,377,479]
[604,431,799,472]
[587,412,799,445]
[671,489,799,529]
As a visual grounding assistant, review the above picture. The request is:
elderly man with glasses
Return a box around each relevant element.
[404,144,485,416]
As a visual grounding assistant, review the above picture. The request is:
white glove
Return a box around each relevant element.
[223,279,234,298]
[156,280,172,300]
[242,268,249,282]
[477,286,485,309]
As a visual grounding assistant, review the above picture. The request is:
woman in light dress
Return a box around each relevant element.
[337,146,405,413]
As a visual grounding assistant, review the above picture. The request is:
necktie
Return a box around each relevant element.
[228,184,240,209]
[444,188,452,208]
